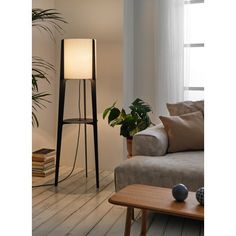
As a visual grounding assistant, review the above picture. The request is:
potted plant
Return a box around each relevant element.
[103,98,154,157]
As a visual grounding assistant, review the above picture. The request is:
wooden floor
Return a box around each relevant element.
[32,167,204,236]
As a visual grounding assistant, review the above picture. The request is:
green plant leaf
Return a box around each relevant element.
[120,123,130,138]
[108,107,120,124]
[103,98,154,138]
[102,101,117,119]
[120,109,126,118]
[103,107,112,119]
[129,127,139,137]
[110,116,123,127]
[120,119,136,138]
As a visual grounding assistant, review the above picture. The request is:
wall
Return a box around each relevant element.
[32,0,57,150]
[123,0,159,124]
[32,0,124,171]
[133,0,155,115]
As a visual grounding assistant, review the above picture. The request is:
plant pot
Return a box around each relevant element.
[126,138,133,158]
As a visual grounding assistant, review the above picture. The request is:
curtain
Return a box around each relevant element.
[124,0,184,119]
[154,0,184,116]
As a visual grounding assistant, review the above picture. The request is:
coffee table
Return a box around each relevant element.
[108,184,204,236]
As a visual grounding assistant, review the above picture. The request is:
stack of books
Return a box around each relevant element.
[32,148,56,177]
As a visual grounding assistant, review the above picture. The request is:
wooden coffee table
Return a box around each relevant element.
[109,184,204,236]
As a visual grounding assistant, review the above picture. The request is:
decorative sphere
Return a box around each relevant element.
[196,187,204,205]
[172,183,188,202]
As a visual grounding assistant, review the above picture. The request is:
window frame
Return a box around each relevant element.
[184,0,204,94]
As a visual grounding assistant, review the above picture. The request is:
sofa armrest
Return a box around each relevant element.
[132,124,168,156]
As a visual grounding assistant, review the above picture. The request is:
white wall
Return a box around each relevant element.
[32,0,124,171]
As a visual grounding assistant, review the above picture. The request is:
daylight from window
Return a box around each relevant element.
[184,0,204,101]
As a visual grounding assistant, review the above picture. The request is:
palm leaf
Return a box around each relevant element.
[32,56,54,87]
[32,8,67,40]
[32,92,51,127]
[32,8,66,127]
[32,112,39,127]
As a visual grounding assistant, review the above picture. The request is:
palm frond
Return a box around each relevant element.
[32,112,39,127]
[32,57,54,92]
[32,92,51,127]
[32,8,66,127]
[32,56,55,70]
[32,92,51,107]
[32,8,67,40]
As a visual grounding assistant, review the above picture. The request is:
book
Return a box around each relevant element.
[33,148,55,158]
[32,160,55,168]
[32,163,55,171]
[32,166,54,172]
[32,167,55,177]
[32,148,56,177]
[32,155,55,163]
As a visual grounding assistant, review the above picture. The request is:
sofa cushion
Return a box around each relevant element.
[166,100,204,116]
[159,111,204,153]
[114,151,204,192]
[133,124,168,156]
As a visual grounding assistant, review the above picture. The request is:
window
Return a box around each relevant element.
[184,0,204,101]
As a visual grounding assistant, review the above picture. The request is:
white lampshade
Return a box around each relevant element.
[64,39,93,79]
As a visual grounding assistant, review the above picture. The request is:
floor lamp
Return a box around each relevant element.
[55,38,99,188]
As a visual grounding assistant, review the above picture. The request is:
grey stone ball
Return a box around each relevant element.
[196,187,204,205]
[172,183,188,202]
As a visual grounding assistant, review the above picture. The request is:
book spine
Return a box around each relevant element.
[32,165,55,171]
[32,161,55,167]
[32,168,55,177]
[32,156,55,162]
[32,152,56,158]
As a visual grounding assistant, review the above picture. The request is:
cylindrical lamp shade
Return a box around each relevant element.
[64,39,93,79]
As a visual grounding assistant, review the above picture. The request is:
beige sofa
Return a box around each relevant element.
[114,124,204,192]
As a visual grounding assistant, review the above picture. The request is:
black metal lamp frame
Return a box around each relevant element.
[54,39,99,188]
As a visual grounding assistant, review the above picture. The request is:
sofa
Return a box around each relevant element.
[114,101,204,192]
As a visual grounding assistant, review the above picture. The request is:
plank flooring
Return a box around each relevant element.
[32,167,204,236]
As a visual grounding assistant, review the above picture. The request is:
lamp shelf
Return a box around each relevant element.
[63,118,94,125]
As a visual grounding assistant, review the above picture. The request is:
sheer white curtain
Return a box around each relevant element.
[154,0,184,116]
[124,0,184,118]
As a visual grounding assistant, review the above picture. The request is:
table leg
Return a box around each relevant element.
[140,209,147,236]
[131,208,134,220]
[124,207,132,236]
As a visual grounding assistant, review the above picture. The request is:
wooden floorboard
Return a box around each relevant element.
[147,213,169,236]
[32,167,79,196]
[87,206,125,236]
[47,181,114,236]
[32,168,204,236]
[68,190,114,235]
[105,210,127,236]
[32,168,86,206]
[33,171,112,235]
[163,216,184,236]
[32,169,95,217]
[181,218,201,236]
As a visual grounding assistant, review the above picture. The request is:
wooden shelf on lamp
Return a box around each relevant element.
[63,118,94,125]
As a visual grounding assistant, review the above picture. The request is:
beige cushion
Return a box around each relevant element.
[159,111,204,153]
[133,124,168,156]
[166,100,204,116]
